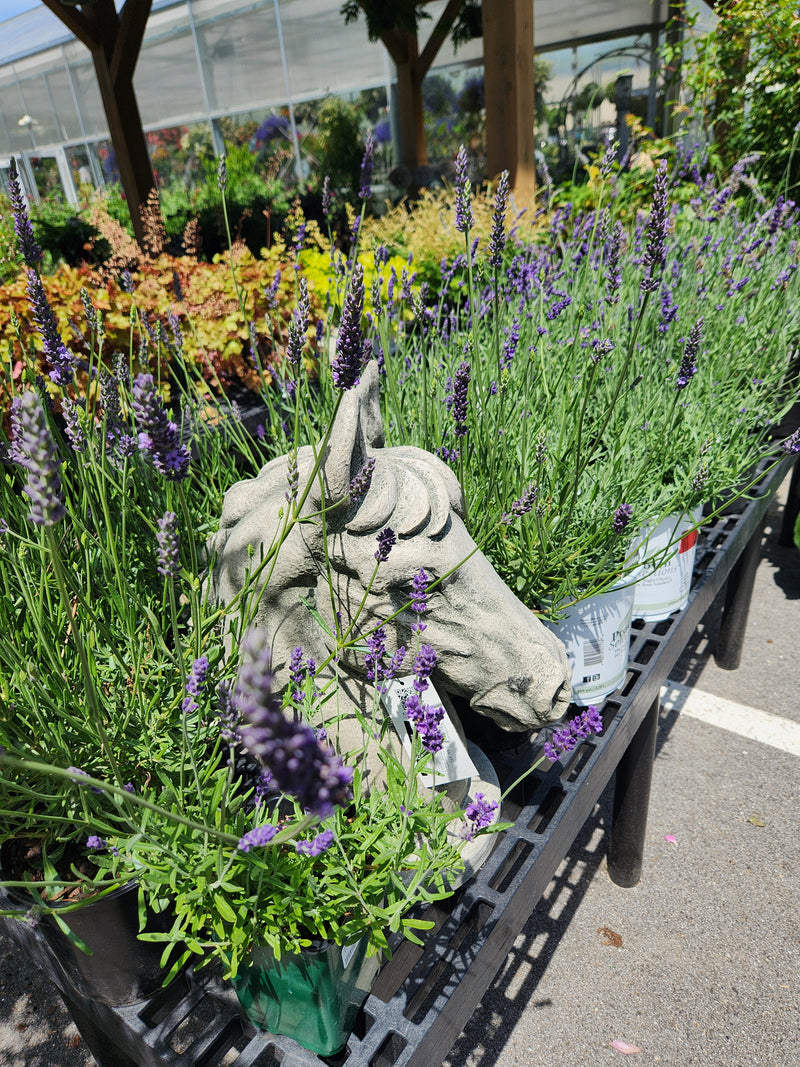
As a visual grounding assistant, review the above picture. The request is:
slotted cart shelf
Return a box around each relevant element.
[2,454,797,1067]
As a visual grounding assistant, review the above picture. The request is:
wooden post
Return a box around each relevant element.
[661,0,686,137]
[483,0,536,204]
[379,0,464,179]
[390,31,428,174]
[40,0,155,249]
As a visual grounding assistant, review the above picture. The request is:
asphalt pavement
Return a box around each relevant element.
[2,473,798,1067]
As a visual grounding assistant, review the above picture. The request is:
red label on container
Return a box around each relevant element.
[679,529,698,553]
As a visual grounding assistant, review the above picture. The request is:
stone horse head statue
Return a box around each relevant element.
[210,362,571,734]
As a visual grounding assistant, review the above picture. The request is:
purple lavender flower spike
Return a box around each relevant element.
[502,482,538,523]
[413,643,437,688]
[61,397,86,454]
[605,221,624,304]
[488,170,510,269]
[332,265,366,389]
[169,310,184,358]
[8,158,43,267]
[25,271,74,386]
[544,706,604,763]
[183,655,210,713]
[15,390,65,527]
[375,526,396,563]
[410,568,429,633]
[402,643,445,752]
[359,134,375,201]
[186,656,210,695]
[612,503,633,534]
[288,645,308,704]
[676,317,703,391]
[461,792,499,840]
[86,836,106,851]
[454,145,473,234]
[322,175,332,220]
[254,768,275,806]
[236,629,353,817]
[404,690,445,753]
[546,295,572,320]
[451,361,470,437]
[281,452,297,505]
[131,373,191,481]
[783,426,800,455]
[349,455,375,501]
[296,277,310,330]
[286,313,305,366]
[295,829,335,857]
[365,627,386,684]
[156,511,180,578]
[641,160,670,293]
[389,646,407,678]
[238,824,279,852]
[216,679,241,744]
[217,155,227,193]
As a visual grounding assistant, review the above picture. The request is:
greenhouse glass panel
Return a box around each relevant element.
[0,79,35,155]
[13,51,66,148]
[135,4,206,126]
[64,46,107,140]
[193,0,286,114]
[29,154,65,203]
[423,2,483,69]
[45,65,83,144]
[535,0,665,50]
[147,120,213,186]
[278,0,386,100]
[66,145,98,194]
[95,139,120,185]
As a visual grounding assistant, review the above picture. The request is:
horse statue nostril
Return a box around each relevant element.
[507,676,533,696]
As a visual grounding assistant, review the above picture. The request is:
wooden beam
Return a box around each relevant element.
[44,0,155,247]
[417,0,465,81]
[483,0,536,203]
[111,0,154,88]
[39,0,97,50]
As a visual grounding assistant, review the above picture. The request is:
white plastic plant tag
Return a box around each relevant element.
[381,676,478,785]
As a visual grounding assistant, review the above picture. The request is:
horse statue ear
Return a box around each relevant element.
[318,361,384,507]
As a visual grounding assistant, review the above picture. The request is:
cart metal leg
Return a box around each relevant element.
[607,695,659,888]
[715,517,765,670]
[778,458,800,547]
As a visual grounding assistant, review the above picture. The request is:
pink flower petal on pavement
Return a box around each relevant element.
[611,1039,643,1054]
[664,834,677,845]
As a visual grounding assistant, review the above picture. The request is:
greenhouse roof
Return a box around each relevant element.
[0,0,680,68]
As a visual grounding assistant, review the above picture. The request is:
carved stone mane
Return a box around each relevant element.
[210,363,572,734]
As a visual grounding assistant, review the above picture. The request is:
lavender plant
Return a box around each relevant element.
[0,166,500,985]
[337,147,800,615]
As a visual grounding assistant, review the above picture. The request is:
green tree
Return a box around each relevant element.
[678,0,800,194]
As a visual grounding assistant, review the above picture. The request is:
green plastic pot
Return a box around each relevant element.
[232,936,381,1055]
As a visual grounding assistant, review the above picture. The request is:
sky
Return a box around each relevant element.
[3,1,40,16]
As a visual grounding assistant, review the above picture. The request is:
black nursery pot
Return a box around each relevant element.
[0,857,178,1007]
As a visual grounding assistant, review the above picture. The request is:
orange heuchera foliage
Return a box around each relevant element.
[0,243,323,414]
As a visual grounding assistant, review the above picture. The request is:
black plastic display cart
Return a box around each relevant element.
[2,453,797,1067]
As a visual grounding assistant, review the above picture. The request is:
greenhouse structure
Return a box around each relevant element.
[0,1,706,206]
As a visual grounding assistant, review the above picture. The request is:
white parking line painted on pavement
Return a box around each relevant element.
[661,680,800,756]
